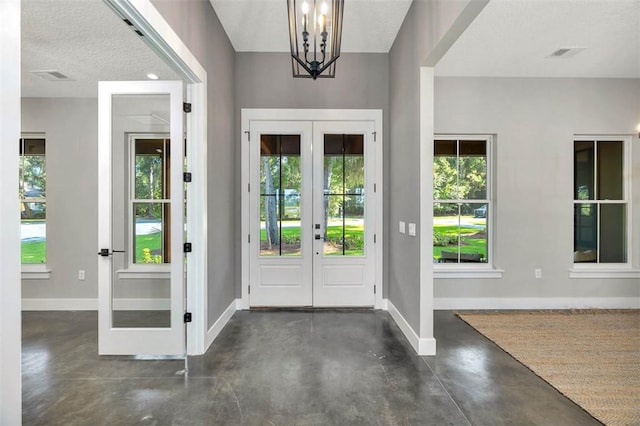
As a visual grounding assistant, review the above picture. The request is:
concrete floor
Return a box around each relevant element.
[22,310,601,425]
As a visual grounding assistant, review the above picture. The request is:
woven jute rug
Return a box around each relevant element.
[457,310,640,426]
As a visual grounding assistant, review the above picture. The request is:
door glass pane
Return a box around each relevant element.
[112,94,171,328]
[597,141,623,200]
[599,203,625,263]
[260,135,301,256]
[323,134,365,256]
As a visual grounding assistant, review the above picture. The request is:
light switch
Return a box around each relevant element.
[399,221,406,234]
[408,223,416,236]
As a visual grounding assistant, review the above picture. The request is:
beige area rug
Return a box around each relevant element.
[457,310,640,426]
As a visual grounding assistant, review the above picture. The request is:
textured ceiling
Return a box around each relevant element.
[21,0,179,98]
[435,0,640,78]
[209,0,413,52]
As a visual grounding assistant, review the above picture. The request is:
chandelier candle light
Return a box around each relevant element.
[287,0,344,79]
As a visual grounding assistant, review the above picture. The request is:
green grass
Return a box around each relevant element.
[135,232,163,263]
[21,241,46,264]
[260,222,365,256]
[433,217,487,261]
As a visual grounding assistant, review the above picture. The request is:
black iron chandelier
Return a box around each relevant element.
[287,0,344,79]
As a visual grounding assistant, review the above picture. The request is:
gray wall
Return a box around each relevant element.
[234,52,389,298]
[388,0,483,332]
[152,0,236,328]
[21,98,99,300]
[434,77,640,300]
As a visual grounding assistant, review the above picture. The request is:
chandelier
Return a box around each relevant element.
[287,0,344,79]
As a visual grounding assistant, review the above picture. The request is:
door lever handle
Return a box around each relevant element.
[315,234,322,240]
[98,249,125,257]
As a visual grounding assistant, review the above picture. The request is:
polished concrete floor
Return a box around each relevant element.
[22,310,601,425]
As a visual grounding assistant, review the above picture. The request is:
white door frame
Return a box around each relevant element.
[105,0,208,355]
[241,109,384,310]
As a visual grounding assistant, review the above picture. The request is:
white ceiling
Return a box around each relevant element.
[21,0,179,98]
[21,0,640,98]
[210,0,413,52]
[435,0,640,78]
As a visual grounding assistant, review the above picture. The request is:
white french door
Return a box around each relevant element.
[98,81,185,355]
[247,117,377,307]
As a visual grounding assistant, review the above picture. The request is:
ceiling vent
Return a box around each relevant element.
[30,70,74,81]
[548,47,586,58]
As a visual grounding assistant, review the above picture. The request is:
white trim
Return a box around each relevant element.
[241,109,384,309]
[434,267,504,279]
[21,264,52,280]
[569,268,640,279]
[116,267,170,280]
[22,298,98,311]
[112,298,170,310]
[419,67,436,346]
[1,1,22,422]
[104,0,208,356]
[435,297,640,310]
[387,301,436,356]
[205,299,238,351]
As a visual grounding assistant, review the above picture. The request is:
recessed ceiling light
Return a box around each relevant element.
[147,73,159,80]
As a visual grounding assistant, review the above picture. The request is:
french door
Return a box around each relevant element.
[248,118,377,307]
[98,81,186,355]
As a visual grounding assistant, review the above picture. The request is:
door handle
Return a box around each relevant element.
[98,248,125,257]
[315,234,323,240]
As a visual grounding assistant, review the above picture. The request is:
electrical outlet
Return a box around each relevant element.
[78,270,86,281]
[399,221,406,234]
[408,223,416,237]
[534,268,542,279]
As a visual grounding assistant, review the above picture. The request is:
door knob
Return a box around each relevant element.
[98,249,125,257]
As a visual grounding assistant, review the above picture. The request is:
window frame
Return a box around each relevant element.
[433,134,502,278]
[570,135,638,278]
[19,132,51,279]
[119,132,171,278]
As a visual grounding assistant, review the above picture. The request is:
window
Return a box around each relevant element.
[433,136,491,265]
[130,135,171,265]
[19,136,46,264]
[573,138,628,264]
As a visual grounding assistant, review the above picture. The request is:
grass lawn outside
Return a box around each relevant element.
[434,215,487,261]
[21,241,46,264]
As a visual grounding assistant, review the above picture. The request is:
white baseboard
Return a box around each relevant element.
[22,298,98,311]
[21,298,173,311]
[435,297,640,310]
[387,300,436,356]
[205,298,238,351]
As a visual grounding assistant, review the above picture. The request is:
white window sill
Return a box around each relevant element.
[434,266,504,279]
[21,264,52,280]
[116,265,170,280]
[569,266,640,279]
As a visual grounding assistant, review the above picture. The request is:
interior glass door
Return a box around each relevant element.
[98,81,185,355]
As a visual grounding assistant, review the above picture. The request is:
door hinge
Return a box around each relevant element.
[248,234,251,243]
[374,285,376,294]
[245,131,250,141]
[184,172,192,183]
[248,285,251,294]
[184,312,192,323]
[374,234,377,243]
[374,183,377,193]
[183,102,192,113]
[184,242,192,253]
[248,183,250,192]
[373,131,377,142]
